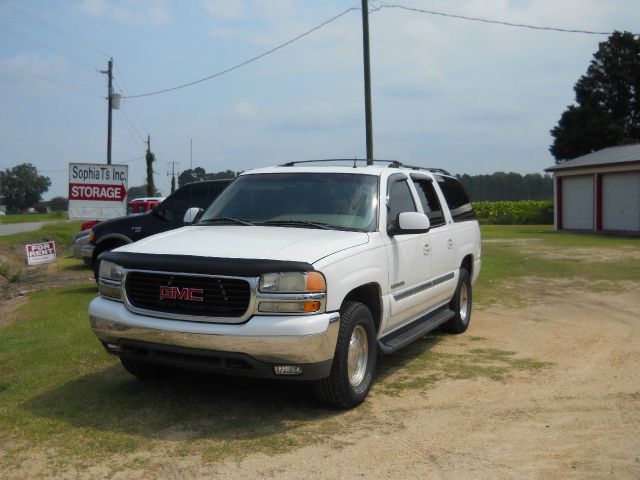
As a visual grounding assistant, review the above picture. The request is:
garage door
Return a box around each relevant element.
[562,176,594,229]
[603,172,640,231]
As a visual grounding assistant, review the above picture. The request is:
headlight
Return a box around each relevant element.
[88,230,95,242]
[257,271,326,314]
[259,272,325,293]
[98,260,124,300]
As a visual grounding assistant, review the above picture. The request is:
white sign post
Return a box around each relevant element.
[68,163,128,220]
[26,241,57,266]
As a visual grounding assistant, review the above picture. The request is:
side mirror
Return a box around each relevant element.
[183,207,203,224]
[389,212,431,236]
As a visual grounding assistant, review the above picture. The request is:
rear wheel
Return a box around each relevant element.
[313,301,377,408]
[441,268,472,334]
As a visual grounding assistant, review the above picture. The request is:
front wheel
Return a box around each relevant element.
[441,268,472,334]
[313,301,377,409]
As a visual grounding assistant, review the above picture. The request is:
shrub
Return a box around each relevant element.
[473,201,554,225]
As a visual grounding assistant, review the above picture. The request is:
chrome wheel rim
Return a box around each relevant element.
[348,325,368,387]
[459,282,469,324]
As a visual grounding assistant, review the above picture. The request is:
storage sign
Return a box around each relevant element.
[26,241,56,266]
[68,163,128,220]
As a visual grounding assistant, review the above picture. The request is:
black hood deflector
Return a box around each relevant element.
[99,251,314,277]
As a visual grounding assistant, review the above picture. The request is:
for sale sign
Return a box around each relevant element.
[26,241,56,266]
[68,163,128,220]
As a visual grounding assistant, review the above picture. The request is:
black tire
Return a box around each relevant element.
[119,356,165,379]
[441,268,472,334]
[313,301,377,409]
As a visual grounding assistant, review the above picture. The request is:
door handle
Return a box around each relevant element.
[423,243,431,255]
[447,238,453,249]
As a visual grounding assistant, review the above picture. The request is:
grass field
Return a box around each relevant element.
[0,225,638,475]
[0,212,67,224]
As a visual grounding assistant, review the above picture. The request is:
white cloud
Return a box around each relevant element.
[235,100,258,120]
[201,0,244,20]
[80,0,108,16]
[80,0,171,25]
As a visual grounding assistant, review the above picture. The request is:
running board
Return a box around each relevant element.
[378,308,455,354]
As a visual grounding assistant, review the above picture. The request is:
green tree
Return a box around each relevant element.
[550,31,640,161]
[145,149,156,197]
[457,172,553,201]
[47,196,68,211]
[0,163,51,213]
[127,184,161,202]
[178,168,237,187]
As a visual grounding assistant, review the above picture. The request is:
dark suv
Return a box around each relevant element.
[83,179,232,277]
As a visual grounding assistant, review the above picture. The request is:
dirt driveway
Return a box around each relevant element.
[139,282,636,480]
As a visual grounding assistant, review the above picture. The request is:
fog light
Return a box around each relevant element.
[273,365,303,376]
[105,342,120,353]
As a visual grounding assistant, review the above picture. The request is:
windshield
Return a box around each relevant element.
[199,173,378,231]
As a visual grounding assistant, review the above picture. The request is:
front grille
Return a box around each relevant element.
[125,271,251,318]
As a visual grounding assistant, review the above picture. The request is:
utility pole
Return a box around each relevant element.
[361,0,374,164]
[167,161,179,193]
[100,58,114,165]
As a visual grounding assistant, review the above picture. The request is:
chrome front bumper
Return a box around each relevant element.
[81,243,95,262]
[89,296,340,365]
[72,233,90,260]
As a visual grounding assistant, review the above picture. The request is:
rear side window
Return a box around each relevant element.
[436,176,476,222]
[412,178,446,228]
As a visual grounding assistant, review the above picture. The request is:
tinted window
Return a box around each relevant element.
[412,178,446,227]
[160,181,229,220]
[436,176,475,222]
[387,178,416,230]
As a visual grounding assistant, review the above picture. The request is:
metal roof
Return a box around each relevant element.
[545,143,640,172]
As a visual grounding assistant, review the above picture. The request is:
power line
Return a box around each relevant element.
[377,3,625,35]
[116,111,146,147]
[0,0,111,57]
[0,24,100,71]
[0,60,102,97]
[119,108,146,143]
[124,6,360,99]
[114,71,149,134]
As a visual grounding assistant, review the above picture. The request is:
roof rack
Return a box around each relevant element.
[278,159,451,176]
[387,162,451,176]
[280,159,400,167]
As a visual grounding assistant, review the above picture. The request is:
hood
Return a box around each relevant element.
[118,225,369,264]
[92,211,150,235]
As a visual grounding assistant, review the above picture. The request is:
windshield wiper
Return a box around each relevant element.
[261,219,332,230]
[198,217,255,226]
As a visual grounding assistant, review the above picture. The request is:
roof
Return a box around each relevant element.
[545,143,640,172]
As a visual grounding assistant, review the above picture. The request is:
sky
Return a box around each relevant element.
[1,0,639,200]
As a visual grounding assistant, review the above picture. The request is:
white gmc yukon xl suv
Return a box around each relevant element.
[89,161,481,408]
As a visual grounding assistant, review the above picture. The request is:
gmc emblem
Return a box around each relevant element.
[159,286,204,302]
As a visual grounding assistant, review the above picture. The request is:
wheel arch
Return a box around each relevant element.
[341,283,383,335]
[461,253,473,277]
[92,234,132,261]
